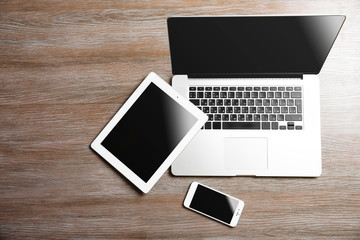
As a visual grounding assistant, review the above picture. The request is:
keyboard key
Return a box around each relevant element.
[238,114,245,121]
[223,122,260,129]
[255,99,262,106]
[213,122,221,129]
[226,107,233,113]
[222,114,229,121]
[262,87,269,91]
[261,114,268,121]
[259,92,266,98]
[209,99,215,106]
[262,122,270,130]
[246,86,253,91]
[203,107,209,113]
[212,92,219,98]
[254,114,260,121]
[278,87,285,91]
[273,107,280,113]
[224,99,231,106]
[267,92,274,98]
[287,122,295,130]
[277,114,284,121]
[275,92,282,98]
[270,87,277,91]
[205,92,212,98]
[294,86,302,91]
[257,107,264,113]
[220,92,227,98]
[287,99,294,106]
[265,107,272,113]
[210,107,217,113]
[234,107,241,113]
[269,114,276,121]
[242,107,249,113]
[197,87,204,91]
[251,92,258,98]
[236,92,242,98]
[190,99,199,106]
[240,99,247,106]
[279,99,286,106]
[248,99,254,106]
[215,114,221,121]
[216,99,223,106]
[205,122,211,129]
[218,107,225,113]
[271,99,278,106]
[197,92,204,98]
[201,99,207,106]
[189,87,196,91]
[280,125,286,130]
[291,92,302,98]
[232,99,239,106]
[254,86,261,91]
[283,92,290,98]
[207,114,214,121]
[286,87,293,91]
[246,114,253,121]
[230,87,236,91]
[228,92,235,98]
[295,99,302,113]
[221,87,228,91]
[289,107,296,113]
[271,122,279,130]
[214,87,220,91]
[250,107,257,113]
[237,87,244,91]
[244,92,250,98]
[230,114,237,121]
[281,107,288,113]
[189,92,196,98]
[296,126,303,130]
[285,114,302,121]
[205,87,212,91]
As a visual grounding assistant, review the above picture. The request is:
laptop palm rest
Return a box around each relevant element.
[224,137,268,170]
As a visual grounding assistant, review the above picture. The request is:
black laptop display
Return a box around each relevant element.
[168,16,345,76]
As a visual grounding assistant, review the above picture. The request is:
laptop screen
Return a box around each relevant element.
[167,16,345,76]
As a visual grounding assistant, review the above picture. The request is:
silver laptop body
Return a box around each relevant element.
[167,15,345,176]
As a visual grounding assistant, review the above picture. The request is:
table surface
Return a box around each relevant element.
[1,0,360,239]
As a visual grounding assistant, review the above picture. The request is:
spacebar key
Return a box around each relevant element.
[223,122,261,129]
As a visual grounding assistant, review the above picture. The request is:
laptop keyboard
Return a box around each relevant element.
[189,86,303,130]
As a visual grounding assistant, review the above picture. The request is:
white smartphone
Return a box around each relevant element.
[183,182,244,227]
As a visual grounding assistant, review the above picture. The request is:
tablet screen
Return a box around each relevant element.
[101,82,197,182]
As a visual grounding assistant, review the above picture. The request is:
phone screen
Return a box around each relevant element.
[189,184,239,224]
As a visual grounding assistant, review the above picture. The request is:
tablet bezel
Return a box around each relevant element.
[91,72,207,193]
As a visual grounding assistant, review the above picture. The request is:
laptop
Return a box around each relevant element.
[167,15,345,177]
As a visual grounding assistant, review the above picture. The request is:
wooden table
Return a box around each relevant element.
[1,1,359,239]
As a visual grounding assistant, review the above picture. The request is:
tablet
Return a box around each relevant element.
[91,72,207,193]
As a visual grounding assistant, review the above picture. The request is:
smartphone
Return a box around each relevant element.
[183,182,244,227]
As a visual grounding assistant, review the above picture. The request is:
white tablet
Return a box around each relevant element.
[91,72,207,193]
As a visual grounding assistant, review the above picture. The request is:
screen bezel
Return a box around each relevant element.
[167,15,345,77]
[184,182,244,227]
[91,73,207,193]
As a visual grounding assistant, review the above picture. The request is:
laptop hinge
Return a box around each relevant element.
[188,73,303,79]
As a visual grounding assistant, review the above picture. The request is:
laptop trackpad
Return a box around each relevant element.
[224,137,268,170]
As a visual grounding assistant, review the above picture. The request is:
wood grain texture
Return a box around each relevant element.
[1,0,359,239]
